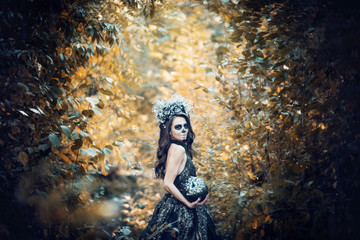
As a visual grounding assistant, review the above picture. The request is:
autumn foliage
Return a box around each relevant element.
[1,0,360,239]
[201,0,360,239]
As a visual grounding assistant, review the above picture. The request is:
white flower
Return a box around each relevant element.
[152,94,193,126]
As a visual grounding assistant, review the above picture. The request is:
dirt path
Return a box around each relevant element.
[105,1,232,239]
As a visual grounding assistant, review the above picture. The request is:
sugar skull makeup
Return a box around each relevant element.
[170,116,188,141]
[174,123,188,131]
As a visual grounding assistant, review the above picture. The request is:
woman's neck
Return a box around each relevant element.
[170,139,187,149]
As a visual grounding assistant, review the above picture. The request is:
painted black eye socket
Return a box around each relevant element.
[174,123,188,130]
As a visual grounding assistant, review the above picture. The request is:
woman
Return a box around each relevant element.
[140,95,220,240]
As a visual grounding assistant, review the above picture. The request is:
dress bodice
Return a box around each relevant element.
[174,153,196,196]
[140,139,220,239]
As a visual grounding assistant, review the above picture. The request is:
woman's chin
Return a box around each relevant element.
[173,135,187,141]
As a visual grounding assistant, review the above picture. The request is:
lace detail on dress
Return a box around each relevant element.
[140,141,220,240]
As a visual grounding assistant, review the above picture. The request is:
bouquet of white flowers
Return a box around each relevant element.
[184,176,209,202]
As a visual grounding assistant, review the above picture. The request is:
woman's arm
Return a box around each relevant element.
[163,144,206,208]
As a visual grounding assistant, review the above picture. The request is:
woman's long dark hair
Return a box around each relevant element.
[155,113,195,179]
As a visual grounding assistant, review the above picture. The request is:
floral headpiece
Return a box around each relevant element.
[152,94,193,128]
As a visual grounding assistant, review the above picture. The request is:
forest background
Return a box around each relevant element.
[0,0,360,239]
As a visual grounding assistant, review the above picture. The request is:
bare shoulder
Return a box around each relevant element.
[168,143,186,160]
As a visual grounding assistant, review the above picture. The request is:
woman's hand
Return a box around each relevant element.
[187,194,209,208]
[198,194,209,205]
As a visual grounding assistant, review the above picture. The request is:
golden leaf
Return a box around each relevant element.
[17,151,28,167]
[55,150,72,164]
[263,206,269,215]
[265,215,272,223]
[247,171,257,180]
[252,220,258,229]
[100,160,108,176]
[171,229,177,238]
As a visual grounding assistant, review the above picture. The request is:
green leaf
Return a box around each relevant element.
[46,55,53,64]
[71,132,79,140]
[253,49,264,58]
[17,82,29,92]
[80,148,97,157]
[82,109,94,118]
[60,125,72,136]
[119,227,131,236]
[102,147,112,155]
[237,191,246,205]
[38,143,50,151]
[79,132,89,138]
[171,229,177,238]
[36,189,48,199]
[79,83,90,89]
[96,100,105,109]
[29,108,41,114]
[101,230,111,237]
[86,175,95,182]
[92,107,102,115]
[99,88,113,96]
[242,50,251,58]
[230,29,243,41]
[86,136,93,144]
[85,96,99,105]
[244,33,256,41]
[104,77,113,84]
[49,133,61,146]
[105,145,113,150]
[113,140,123,146]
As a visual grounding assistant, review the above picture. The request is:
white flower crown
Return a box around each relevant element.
[152,94,193,128]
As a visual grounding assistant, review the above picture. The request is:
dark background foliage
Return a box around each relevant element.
[201,0,360,239]
[1,0,359,239]
[0,0,127,239]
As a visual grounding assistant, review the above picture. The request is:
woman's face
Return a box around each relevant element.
[170,116,189,142]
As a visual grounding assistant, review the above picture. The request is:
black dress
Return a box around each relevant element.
[140,140,220,240]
